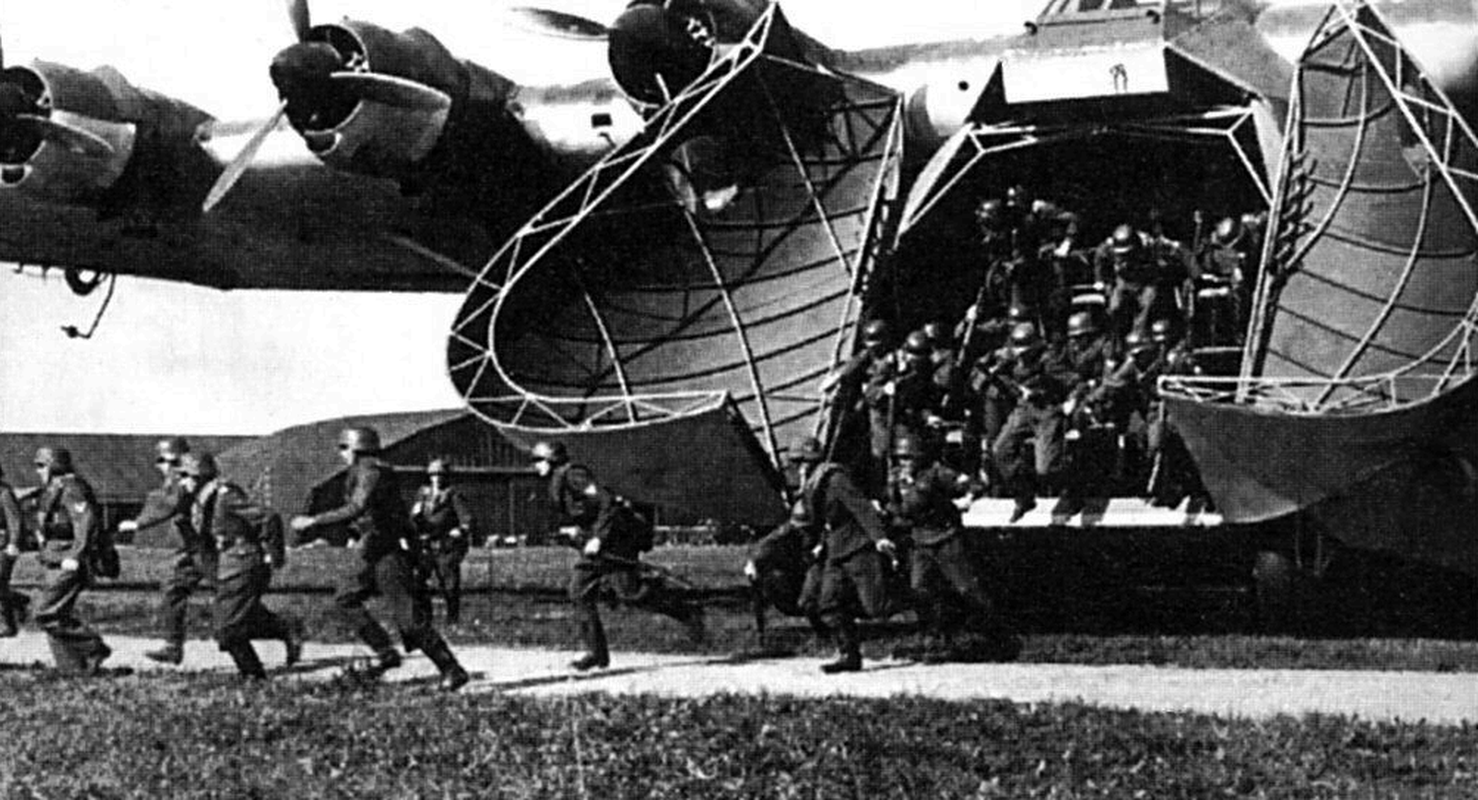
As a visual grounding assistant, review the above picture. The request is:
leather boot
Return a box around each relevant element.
[227,643,267,679]
[422,633,470,692]
[282,615,307,667]
[571,602,609,670]
[144,642,184,665]
[820,620,863,674]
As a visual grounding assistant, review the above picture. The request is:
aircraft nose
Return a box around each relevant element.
[607,1,713,106]
[269,41,341,101]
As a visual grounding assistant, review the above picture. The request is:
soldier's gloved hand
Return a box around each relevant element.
[289,515,315,533]
[449,527,464,539]
[61,558,80,572]
[811,544,825,561]
[883,381,896,397]
[875,538,897,557]
[583,536,602,556]
[118,519,139,534]
[743,560,758,582]
[3,544,19,558]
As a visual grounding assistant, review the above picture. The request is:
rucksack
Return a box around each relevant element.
[46,479,118,579]
[613,497,656,553]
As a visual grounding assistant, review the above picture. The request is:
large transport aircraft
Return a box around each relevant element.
[4,1,1477,612]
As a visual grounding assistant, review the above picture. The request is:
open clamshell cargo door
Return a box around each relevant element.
[1163,2,1478,578]
[446,4,904,525]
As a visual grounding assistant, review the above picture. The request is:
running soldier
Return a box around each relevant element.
[0,465,28,637]
[177,452,304,679]
[119,437,218,665]
[290,427,469,691]
[532,441,706,671]
[743,499,827,648]
[792,436,897,674]
[32,447,111,673]
[886,434,1018,663]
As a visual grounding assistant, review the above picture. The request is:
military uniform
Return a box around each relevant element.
[990,340,1076,513]
[1096,230,1193,339]
[137,473,216,659]
[804,460,894,672]
[887,459,1014,660]
[551,461,703,669]
[411,481,475,624]
[191,476,297,678]
[307,457,461,674]
[34,469,109,672]
[747,502,826,640]
[0,479,26,636]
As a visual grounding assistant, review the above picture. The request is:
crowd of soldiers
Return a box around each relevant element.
[0,430,479,689]
[828,186,1265,521]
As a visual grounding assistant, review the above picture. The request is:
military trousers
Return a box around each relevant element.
[568,554,696,659]
[817,549,889,623]
[0,552,21,632]
[993,402,1067,496]
[35,563,107,667]
[910,535,1000,635]
[335,551,433,654]
[214,552,290,648]
[159,550,217,647]
[421,546,466,623]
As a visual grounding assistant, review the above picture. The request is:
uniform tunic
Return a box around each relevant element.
[0,482,25,632]
[311,457,433,652]
[136,474,216,647]
[411,482,475,621]
[191,478,292,650]
[34,473,108,665]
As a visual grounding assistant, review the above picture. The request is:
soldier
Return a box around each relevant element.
[889,330,948,445]
[792,436,897,674]
[177,452,304,679]
[32,446,111,673]
[0,465,28,637]
[821,319,895,488]
[1191,215,1251,346]
[290,427,469,691]
[411,457,475,624]
[1095,223,1192,341]
[989,321,1076,521]
[532,440,706,671]
[742,498,826,647]
[886,435,1017,662]
[118,437,218,665]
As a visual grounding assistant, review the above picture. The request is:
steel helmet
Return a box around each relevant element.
[1149,318,1176,343]
[1006,304,1031,323]
[426,457,451,476]
[1004,184,1031,209]
[921,321,946,347]
[33,447,73,474]
[530,441,569,465]
[902,329,931,356]
[861,319,890,346]
[789,436,825,464]
[155,436,190,463]
[892,434,926,459]
[1066,311,1098,338]
[1124,330,1150,353]
[975,197,1003,223]
[1210,216,1243,247]
[1008,321,1040,349]
[338,426,381,454]
[1110,223,1141,255]
[788,499,814,527]
[176,452,219,481]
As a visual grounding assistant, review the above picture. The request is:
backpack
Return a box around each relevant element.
[612,497,656,553]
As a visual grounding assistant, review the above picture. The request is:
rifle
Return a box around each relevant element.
[594,552,699,592]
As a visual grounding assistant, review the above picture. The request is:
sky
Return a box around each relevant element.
[0,0,1470,435]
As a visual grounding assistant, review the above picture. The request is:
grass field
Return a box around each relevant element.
[1,674,1475,798]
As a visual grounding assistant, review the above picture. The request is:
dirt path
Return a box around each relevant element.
[3,632,1475,724]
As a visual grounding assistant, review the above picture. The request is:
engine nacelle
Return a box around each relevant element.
[285,21,492,180]
[0,63,137,205]
[607,0,806,108]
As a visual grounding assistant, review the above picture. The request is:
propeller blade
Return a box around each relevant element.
[15,114,116,158]
[202,101,287,213]
[505,7,610,40]
[329,72,452,112]
[287,0,312,42]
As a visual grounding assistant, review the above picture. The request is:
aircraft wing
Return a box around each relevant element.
[448,3,906,524]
